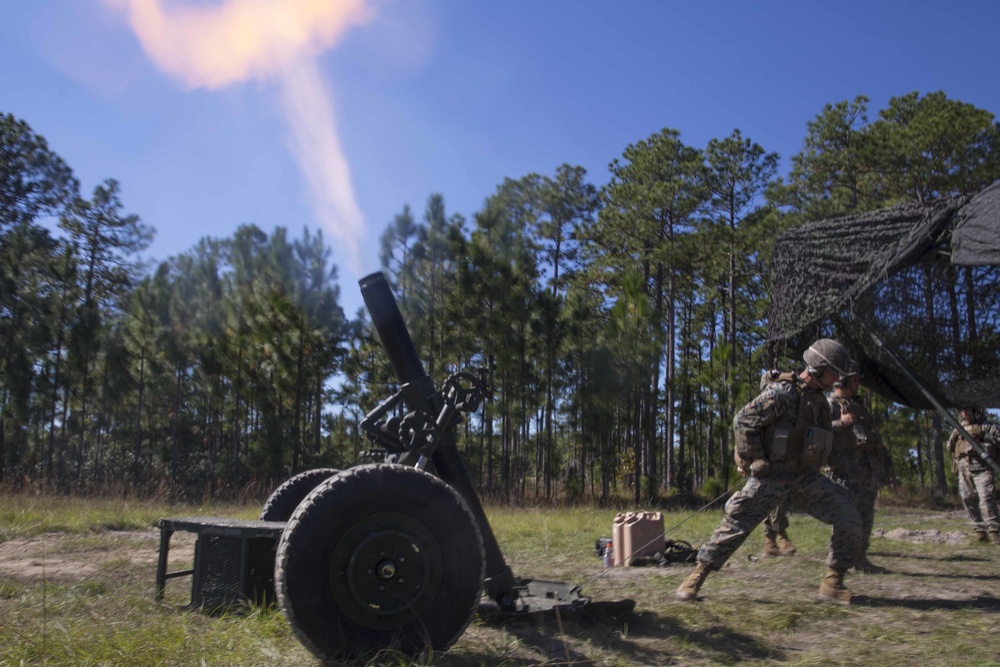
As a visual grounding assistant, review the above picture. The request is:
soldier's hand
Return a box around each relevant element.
[840,412,856,427]
[734,452,753,478]
[749,458,770,478]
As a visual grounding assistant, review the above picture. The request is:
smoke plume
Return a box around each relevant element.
[104,0,373,270]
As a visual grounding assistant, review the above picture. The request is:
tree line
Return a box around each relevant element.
[1,91,998,502]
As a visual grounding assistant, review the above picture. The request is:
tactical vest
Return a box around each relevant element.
[955,421,1000,465]
[761,375,834,470]
[955,422,983,458]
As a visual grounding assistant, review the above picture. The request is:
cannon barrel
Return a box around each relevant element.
[359,271,518,602]
[359,272,438,413]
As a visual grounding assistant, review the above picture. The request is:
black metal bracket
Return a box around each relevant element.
[361,370,491,468]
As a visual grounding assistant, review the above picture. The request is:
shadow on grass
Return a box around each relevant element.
[870,549,993,563]
[471,600,777,665]
[854,594,1000,611]
[885,570,1000,582]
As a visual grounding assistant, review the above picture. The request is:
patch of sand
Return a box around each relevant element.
[0,530,195,580]
[872,527,970,545]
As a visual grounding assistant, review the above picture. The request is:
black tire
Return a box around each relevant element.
[260,468,340,521]
[275,463,485,661]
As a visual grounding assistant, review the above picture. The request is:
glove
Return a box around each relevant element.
[749,458,771,478]
[734,452,753,477]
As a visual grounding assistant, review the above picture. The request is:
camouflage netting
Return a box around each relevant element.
[767,181,1000,410]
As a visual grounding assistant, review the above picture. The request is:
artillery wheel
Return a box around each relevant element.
[275,463,485,661]
[260,468,340,521]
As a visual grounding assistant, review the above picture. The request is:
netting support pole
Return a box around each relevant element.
[852,313,1000,478]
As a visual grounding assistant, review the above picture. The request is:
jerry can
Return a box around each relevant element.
[612,511,665,566]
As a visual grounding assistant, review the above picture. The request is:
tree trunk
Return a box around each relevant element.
[291,317,306,472]
[920,267,948,497]
[133,348,145,488]
[931,412,947,497]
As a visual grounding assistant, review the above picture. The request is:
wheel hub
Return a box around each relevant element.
[376,560,397,580]
[329,512,442,629]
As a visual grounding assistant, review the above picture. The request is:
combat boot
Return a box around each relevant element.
[777,531,797,556]
[762,535,782,557]
[974,530,989,543]
[989,531,1000,545]
[818,568,853,605]
[676,562,710,601]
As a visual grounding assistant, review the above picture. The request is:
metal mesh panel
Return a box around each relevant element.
[199,535,243,608]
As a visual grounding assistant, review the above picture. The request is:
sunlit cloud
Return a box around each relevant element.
[103,0,374,271]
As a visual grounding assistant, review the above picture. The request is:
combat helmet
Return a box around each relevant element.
[803,338,851,377]
[960,406,984,422]
[834,359,862,389]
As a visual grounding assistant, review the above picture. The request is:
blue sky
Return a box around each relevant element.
[4,1,1000,316]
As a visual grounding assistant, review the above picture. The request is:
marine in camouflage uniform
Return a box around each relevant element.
[946,407,1000,544]
[677,339,862,605]
[826,361,898,573]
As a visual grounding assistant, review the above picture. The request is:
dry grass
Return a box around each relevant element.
[1,493,998,666]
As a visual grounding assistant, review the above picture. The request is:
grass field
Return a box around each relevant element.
[1,492,998,666]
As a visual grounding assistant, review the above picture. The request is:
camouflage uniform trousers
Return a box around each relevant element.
[956,458,999,532]
[829,475,879,555]
[696,467,861,571]
[825,446,884,556]
[762,501,790,539]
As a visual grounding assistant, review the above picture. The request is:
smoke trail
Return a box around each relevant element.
[104,0,373,270]
[278,55,364,267]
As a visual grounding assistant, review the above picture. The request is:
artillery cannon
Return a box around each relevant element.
[270,271,586,661]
